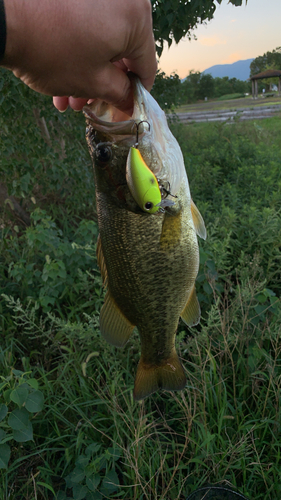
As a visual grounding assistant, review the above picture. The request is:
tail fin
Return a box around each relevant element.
[133,350,186,401]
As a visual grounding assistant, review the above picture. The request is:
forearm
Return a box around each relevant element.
[0,0,6,61]
[2,0,67,74]
[1,0,26,67]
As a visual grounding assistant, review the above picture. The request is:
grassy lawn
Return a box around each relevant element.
[1,69,281,499]
[176,95,281,113]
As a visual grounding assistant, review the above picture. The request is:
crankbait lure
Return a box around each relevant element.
[126,121,162,214]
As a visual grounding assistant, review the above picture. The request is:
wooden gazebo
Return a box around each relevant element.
[250,69,281,98]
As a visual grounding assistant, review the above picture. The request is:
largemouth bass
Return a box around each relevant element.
[84,76,206,401]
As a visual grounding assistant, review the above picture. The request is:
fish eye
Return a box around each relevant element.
[144,202,153,211]
[95,143,112,164]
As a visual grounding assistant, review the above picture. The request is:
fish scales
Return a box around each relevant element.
[84,75,206,400]
[97,187,198,356]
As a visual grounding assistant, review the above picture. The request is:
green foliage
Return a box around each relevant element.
[182,71,201,103]
[197,73,215,100]
[1,284,281,498]
[213,76,250,98]
[0,367,44,469]
[250,46,281,76]
[1,68,281,499]
[171,117,281,304]
[181,72,250,104]
[152,0,246,56]
[151,70,183,111]
[0,68,95,219]
[3,208,99,313]
[60,443,121,500]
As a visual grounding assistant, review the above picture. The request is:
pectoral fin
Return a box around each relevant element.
[191,199,207,240]
[96,234,108,287]
[100,291,135,348]
[133,349,186,401]
[181,285,201,327]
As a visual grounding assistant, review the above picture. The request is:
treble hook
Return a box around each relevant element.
[134,120,150,148]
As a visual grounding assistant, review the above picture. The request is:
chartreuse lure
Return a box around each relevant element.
[126,121,162,214]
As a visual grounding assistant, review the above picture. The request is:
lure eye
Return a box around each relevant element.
[144,202,153,211]
[95,143,112,164]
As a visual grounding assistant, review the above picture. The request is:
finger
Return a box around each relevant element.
[94,64,134,115]
[53,96,69,112]
[123,39,157,92]
[113,60,128,72]
[68,97,89,111]
[122,3,157,92]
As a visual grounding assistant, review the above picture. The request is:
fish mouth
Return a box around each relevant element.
[83,103,136,136]
[84,74,187,196]
[83,74,148,141]
[83,74,138,136]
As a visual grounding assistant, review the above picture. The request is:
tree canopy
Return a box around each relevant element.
[151,69,250,110]
[250,47,281,77]
[151,0,246,55]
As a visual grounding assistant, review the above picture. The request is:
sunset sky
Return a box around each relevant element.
[159,0,281,79]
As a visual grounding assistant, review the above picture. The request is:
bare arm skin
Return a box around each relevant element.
[1,0,157,113]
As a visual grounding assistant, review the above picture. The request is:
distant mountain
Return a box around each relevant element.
[202,58,254,81]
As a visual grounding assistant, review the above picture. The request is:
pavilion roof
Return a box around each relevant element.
[250,69,281,80]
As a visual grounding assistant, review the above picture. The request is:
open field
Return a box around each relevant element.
[1,69,281,499]
[173,104,281,124]
[176,95,281,113]
[174,96,281,123]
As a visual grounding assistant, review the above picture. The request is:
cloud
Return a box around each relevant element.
[230,19,236,23]
[222,52,243,64]
[199,36,227,47]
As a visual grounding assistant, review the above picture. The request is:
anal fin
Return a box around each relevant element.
[133,349,186,401]
[181,285,201,327]
[100,291,135,348]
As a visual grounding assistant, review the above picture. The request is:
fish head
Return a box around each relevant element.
[84,75,188,212]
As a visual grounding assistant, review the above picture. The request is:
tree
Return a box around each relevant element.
[214,76,235,97]
[228,77,249,94]
[181,71,201,103]
[152,0,246,56]
[197,73,214,100]
[150,71,183,110]
[250,47,281,76]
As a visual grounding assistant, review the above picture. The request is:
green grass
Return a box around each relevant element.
[1,69,281,499]
[216,93,246,101]
[175,95,281,113]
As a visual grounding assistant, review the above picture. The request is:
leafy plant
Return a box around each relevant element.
[0,368,44,469]
[58,443,121,500]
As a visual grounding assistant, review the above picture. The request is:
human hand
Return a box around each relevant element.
[2,0,157,115]
[52,61,133,113]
